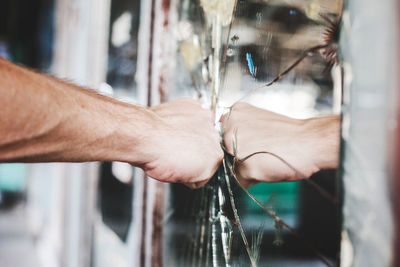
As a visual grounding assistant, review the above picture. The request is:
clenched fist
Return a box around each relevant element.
[143,99,224,188]
[221,102,339,187]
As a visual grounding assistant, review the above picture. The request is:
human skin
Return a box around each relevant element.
[221,102,340,188]
[0,58,223,189]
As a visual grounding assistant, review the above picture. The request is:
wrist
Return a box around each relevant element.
[89,97,161,165]
[303,115,340,170]
[113,104,162,166]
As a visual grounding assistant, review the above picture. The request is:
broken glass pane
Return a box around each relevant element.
[163,0,342,266]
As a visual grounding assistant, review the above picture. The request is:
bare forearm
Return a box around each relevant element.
[0,58,223,187]
[0,58,157,164]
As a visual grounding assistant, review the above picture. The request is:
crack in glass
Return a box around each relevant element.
[164,0,343,266]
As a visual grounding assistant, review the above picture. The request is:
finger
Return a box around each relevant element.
[221,129,234,154]
[195,180,210,188]
[219,113,227,124]
[182,183,196,189]
[199,158,221,188]
[234,166,259,188]
[232,101,250,110]
[219,110,236,137]
[183,180,209,190]
[206,155,223,180]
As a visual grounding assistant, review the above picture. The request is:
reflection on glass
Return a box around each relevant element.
[164,0,342,266]
[106,0,141,100]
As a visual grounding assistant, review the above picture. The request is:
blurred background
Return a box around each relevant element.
[0,0,399,267]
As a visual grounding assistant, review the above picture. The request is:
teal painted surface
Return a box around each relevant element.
[246,182,299,216]
[0,164,27,192]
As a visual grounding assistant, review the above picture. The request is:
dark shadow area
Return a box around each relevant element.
[0,0,54,68]
[98,162,133,242]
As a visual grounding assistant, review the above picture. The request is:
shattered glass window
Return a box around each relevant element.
[163,0,342,266]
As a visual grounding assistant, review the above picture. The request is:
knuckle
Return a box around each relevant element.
[235,101,249,108]
[218,149,224,160]
[219,113,227,123]
[202,109,213,118]
[177,98,198,107]
[222,128,233,141]
[222,137,233,154]
[232,102,249,112]
[186,98,199,105]
[221,113,235,128]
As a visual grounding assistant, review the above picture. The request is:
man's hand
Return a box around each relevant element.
[221,102,339,187]
[142,99,223,189]
[0,58,222,189]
